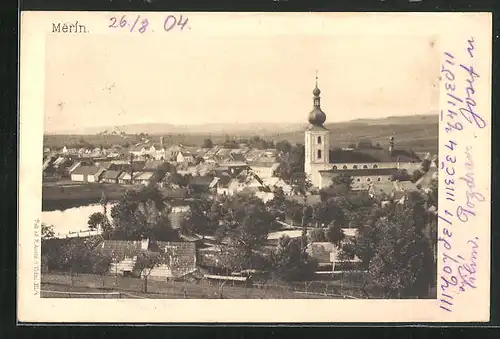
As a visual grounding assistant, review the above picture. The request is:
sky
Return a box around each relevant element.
[44,33,440,133]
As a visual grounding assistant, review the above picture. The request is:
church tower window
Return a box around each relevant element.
[317,136,322,144]
[317,150,322,159]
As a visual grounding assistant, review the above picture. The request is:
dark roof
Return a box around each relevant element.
[153,241,197,277]
[189,176,214,187]
[306,124,329,132]
[97,162,113,170]
[71,166,103,176]
[319,168,398,176]
[329,148,421,164]
[99,240,142,260]
[101,170,122,179]
[230,153,246,162]
[110,162,145,172]
[215,175,232,186]
[248,161,279,168]
[144,160,166,170]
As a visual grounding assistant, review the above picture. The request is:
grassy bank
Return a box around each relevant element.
[42,182,138,211]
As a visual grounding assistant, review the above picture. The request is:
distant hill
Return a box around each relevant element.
[348,114,438,126]
[43,113,438,154]
[46,122,305,136]
[273,114,438,153]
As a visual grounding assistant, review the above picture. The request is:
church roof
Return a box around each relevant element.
[328,148,420,164]
[319,168,398,177]
[306,124,329,132]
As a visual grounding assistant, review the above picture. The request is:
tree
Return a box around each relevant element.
[215,195,274,271]
[265,188,287,224]
[88,212,107,231]
[203,138,214,148]
[326,224,345,246]
[411,169,424,183]
[271,235,318,281]
[181,197,215,236]
[312,198,347,228]
[278,144,305,184]
[421,158,432,173]
[59,240,94,286]
[320,174,353,200]
[151,162,175,185]
[427,177,438,209]
[134,250,165,293]
[290,172,312,197]
[341,194,435,298]
[100,192,109,215]
[109,187,178,241]
[275,140,292,155]
[392,169,410,181]
[309,228,328,242]
[91,250,113,289]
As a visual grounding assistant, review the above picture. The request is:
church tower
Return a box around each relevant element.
[304,74,330,188]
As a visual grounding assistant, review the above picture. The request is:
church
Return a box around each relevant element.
[304,79,422,190]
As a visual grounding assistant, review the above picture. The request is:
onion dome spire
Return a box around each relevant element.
[308,71,326,126]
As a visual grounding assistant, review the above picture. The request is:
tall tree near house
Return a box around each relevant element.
[215,195,273,271]
[421,158,432,173]
[109,187,177,241]
[319,174,353,200]
[265,188,287,225]
[129,153,134,179]
[271,235,318,281]
[309,228,328,242]
[91,250,113,289]
[341,193,435,298]
[133,250,165,293]
[427,177,438,209]
[326,224,345,246]
[88,212,108,231]
[278,143,305,184]
[181,197,214,236]
[60,240,93,286]
[411,169,424,183]
[290,172,312,198]
[313,198,347,228]
[151,162,174,186]
[100,192,109,216]
[275,140,292,155]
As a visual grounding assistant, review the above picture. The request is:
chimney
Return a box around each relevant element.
[160,136,164,149]
[389,136,395,154]
[141,238,149,251]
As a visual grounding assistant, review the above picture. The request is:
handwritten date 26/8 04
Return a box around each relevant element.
[109,14,189,33]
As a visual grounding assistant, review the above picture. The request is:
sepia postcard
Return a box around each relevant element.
[19,11,492,323]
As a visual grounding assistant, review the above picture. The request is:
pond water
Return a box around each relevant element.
[42,203,114,238]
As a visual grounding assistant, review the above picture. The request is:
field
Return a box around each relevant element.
[41,272,366,299]
[42,182,138,211]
